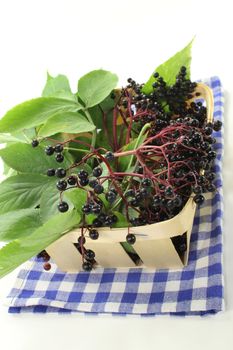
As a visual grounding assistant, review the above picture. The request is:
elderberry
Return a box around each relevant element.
[55,153,64,163]
[54,144,64,153]
[193,194,205,205]
[56,180,67,191]
[126,233,136,245]
[31,139,39,147]
[104,151,115,161]
[45,145,54,156]
[55,168,66,178]
[82,261,92,271]
[92,166,102,177]
[94,184,104,194]
[58,201,69,212]
[85,249,95,261]
[47,168,55,177]
[89,229,99,240]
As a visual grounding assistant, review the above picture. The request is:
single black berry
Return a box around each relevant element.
[164,186,174,198]
[89,179,98,188]
[94,184,104,194]
[55,168,66,178]
[92,166,102,177]
[125,189,135,197]
[58,201,69,212]
[85,249,95,261]
[104,151,115,161]
[89,229,99,240]
[91,204,102,214]
[56,180,67,191]
[54,144,64,153]
[213,120,222,131]
[55,153,64,163]
[141,178,152,187]
[105,191,116,203]
[126,233,136,245]
[45,145,55,156]
[78,169,89,179]
[67,176,77,185]
[82,204,91,214]
[193,185,202,194]
[31,139,39,147]
[153,72,159,78]
[82,261,93,271]
[193,194,205,205]
[78,236,86,245]
[47,168,55,177]
[79,178,89,186]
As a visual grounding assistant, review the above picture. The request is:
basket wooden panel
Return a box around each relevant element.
[46,83,214,271]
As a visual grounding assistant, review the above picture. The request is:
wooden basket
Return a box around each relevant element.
[47,83,214,271]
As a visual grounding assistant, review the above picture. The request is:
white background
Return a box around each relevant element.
[0,0,233,349]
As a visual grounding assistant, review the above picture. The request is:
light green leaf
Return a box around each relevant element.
[0,209,42,241]
[0,209,80,279]
[42,73,71,96]
[40,181,75,223]
[65,188,87,213]
[0,134,26,144]
[0,174,53,214]
[42,73,76,101]
[78,69,118,108]
[0,143,70,174]
[0,97,82,133]
[39,182,60,222]
[142,39,194,94]
[118,123,150,172]
[38,111,95,137]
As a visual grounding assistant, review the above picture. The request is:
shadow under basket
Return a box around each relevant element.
[46,82,213,272]
[46,197,196,271]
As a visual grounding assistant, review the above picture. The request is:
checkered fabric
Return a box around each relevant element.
[6,77,224,316]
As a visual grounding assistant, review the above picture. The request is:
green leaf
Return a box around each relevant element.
[0,209,80,279]
[38,111,95,137]
[78,69,118,108]
[142,39,194,94]
[0,209,42,241]
[42,73,71,96]
[39,182,60,222]
[111,211,129,228]
[42,73,76,101]
[118,123,150,172]
[40,181,76,223]
[0,134,26,144]
[0,97,82,133]
[0,143,70,174]
[64,188,88,213]
[0,174,53,214]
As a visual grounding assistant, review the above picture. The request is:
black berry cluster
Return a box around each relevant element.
[31,66,222,271]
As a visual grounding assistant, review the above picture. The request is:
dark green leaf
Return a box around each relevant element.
[0,209,42,241]
[78,69,118,108]
[0,97,82,133]
[142,39,194,94]
[0,210,80,279]
[0,174,53,214]
[0,143,70,174]
[38,111,95,137]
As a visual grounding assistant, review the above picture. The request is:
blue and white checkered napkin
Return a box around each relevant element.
[6,77,224,316]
